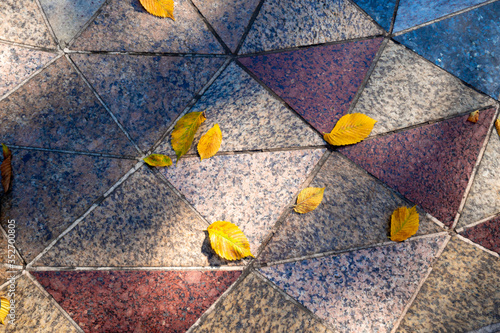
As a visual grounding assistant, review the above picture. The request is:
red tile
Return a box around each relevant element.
[460,217,500,254]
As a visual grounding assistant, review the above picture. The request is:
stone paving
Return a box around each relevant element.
[0,0,499,332]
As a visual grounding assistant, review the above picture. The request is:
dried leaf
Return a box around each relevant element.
[207,221,254,261]
[467,110,479,123]
[139,0,175,19]
[323,113,377,146]
[0,297,10,325]
[197,124,222,161]
[390,206,419,242]
[144,154,172,167]
[171,112,206,162]
[495,119,500,138]
[1,144,12,193]
[294,187,325,214]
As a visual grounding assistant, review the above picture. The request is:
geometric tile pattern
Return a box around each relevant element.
[352,0,396,31]
[460,217,500,255]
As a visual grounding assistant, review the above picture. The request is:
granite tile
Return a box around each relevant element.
[259,153,443,264]
[340,109,495,227]
[156,62,323,155]
[161,149,325,254]
[352,41,494,136]
[397,236,500,332]
[458,133,500,227]
[32,270,240,333]
[39,0,106,45]
[71,0,224,53]
[192,272,333,333]
[240,39,383,134]
[394,2,500,99]
[352,0,396,31]
[0,232,22,285]
[460,217,500,255]
[0,57,136,155]
[239,0,383,54]
[0,44,57,99]
[0,149,135,263]
[36,167,218,267]
[71,54,224,152]
[0,0,56,48]
[260,235,448,333]
[192,0,260,52]
[0,275,78,332]
[394,0,489,32]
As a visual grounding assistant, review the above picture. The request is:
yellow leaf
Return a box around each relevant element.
[207,221,254,261]
[495,119,500,138]
[467,110,479,123]
[171,112,206,162]
[1,144,12,193]
[323,113,377,146]
[0,297,10,325]
[139,0,175,19]
[144,154,172,167]
[390,206,419,242]
[197,124,222,161]
[294,187,325,214]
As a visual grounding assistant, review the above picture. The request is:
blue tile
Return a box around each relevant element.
[394,1,500,99]
[352,0,396,31]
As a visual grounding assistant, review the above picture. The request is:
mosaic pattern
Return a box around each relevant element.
[460,217,500,255]
[352,0,396,31]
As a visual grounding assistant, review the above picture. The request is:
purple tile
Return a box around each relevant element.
[33,270,241,333]
[260,235,448,333]
[340,109,495,227]
[0,57,137,155]
[240,38,383,134]
[71,54,224,151]
[71,0,224,53]
[460,217,500,255]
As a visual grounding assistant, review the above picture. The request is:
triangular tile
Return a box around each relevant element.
[394,0,489,32]
[259,153,444,264]
[71,53,224,151]
[394,2,500,99]
[260,235,448,333]
[161,149,325,253]
[352,0,396,31]
[192,272,334,333]
[240,38,383,134]
[71,0,224,53]
[0,44,57,98]
[0,56,136,155]
[36,167,217,267]
[156,62,323,155]
[459,217,500,255]
[352,41,494,136]
[397,236,500,332]
[340,109,495,227]
[32,270,241,333]
[0,0,56,48]
[1,149,135,263]
[0,232,23,284]
[39,0,106,45]
[239,0,383,54]
[192,0,260,52]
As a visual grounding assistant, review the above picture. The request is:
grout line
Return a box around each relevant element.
[32,0,61,51]
[7,144,139,160]
[426,213,447,230]
[26,162,144,268]
[456,234,499,258]
[0,271,22,291]
[27,266,244,272]
[0,225,26,266]
[347,0,389,35]
[66,0,110,49]
[0,38,59,52]
[389,0,401,34]
[63,49,229,57]
[456,212,500,233]
[25,271,85,333]
[233,0,266,55]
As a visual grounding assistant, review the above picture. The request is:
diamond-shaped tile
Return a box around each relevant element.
[239,0,383,54]
[352,0,396,31]
[340,109,495,226]
[459,217,500,255]
[240,38,383,134]
[260,235,448,333]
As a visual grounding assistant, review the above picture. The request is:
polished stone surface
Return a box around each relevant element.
[352,0,396,31]
[460,217,500,255]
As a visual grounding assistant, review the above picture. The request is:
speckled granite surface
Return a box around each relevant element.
[260,235,448,333]
[460,217,500,255]
[397,236,500,332]
[239,0,383,54]
[162,149,325,253]
[32,270,240,333]
[71,0,224,53]
[341,110,495,226]
[71,53,224,151]
[259,153,443,264]
[352,41,494,136]
[394,1,500,99]
[240,39,383,134]
[352,0,396,31]
[0,44,57,98]
[0,0,56,48]
[192,272,334,333]
[0,57,137,155]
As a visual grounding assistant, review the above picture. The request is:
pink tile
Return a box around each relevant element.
[460,217,500,255]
